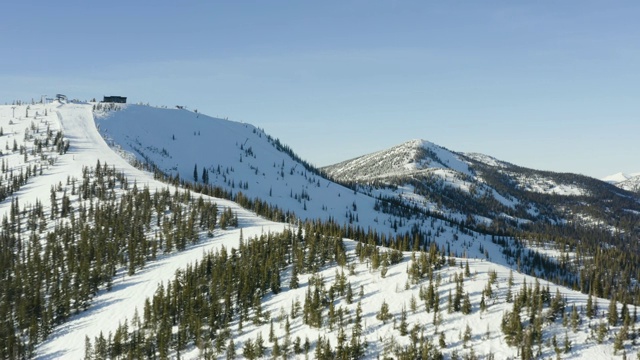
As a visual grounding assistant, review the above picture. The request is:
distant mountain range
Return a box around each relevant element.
[323,138,640,234]
[603,172,640,193]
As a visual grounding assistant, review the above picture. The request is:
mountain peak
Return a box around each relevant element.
[323,139,472,181]
[603,171,640,193]
[602,172,630,183]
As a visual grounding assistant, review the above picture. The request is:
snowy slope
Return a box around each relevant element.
[90,104,640,358]
[95,104,367,222]
[0,100,637,359]
[43,103,288,358]
[36,207,287,359]
[0,101,158,214]
[0,102,288,359]
[463,152,509,169]
[95,105,480,237]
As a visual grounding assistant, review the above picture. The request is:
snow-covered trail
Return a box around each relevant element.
[56,102,155,187]
[1,102,158,211]
[35,221,288,360]
[34,103,289,359]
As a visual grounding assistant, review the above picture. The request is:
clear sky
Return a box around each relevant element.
[2,1,639,178]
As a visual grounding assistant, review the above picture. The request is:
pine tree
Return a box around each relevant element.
[596,320,608,344]
[410,294,418,313]
[586,292,594,319]
[570,304,580,332]
[243,338,256,360]
[293,336,302,355]
[84,336,93,360]
[377,300,393,323]
[563,331,571,354]
[336,326,347,358]
[346,283,353,304]
[289,265,299,289]
[480,291,487,312]
[226,339,236,360]
[202,167,209,184]
[255,332,265,358]
[462,293,472,315]
[273,337,281,358]
[269,320,275,342]
[399,305,408,336]
[501,308,523,346]
[609,295,619,326]
[614,324,627,354]
[454,273,463,312]
[351,302,366,358]
[463,324,472,347]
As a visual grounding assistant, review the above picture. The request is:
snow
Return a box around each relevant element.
[37,211,287,359]
[323,139,473,181]
[603,172,633,184]
[602,172,640,184]
[95,104,370,223]
[509,172,590,196]
[3,102,288,359]
[0,101,635,359]
[603,172,640,193]
[463,152,507,169]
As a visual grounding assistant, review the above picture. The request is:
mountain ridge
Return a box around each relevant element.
[603,172,640,193]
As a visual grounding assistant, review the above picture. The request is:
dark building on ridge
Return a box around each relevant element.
[102,96,127,103]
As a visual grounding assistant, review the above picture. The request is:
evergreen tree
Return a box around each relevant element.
[377,300,393,323]
[462,293,472,315]
[224,338,235,360]
[586,292,594,319]
[255,332,265,358]
[439,332,446,348]
[596,320,608,344]
[463,324,472,347]
[609,295,619,326]
[480,291,487,312]
[570,304,580,332]
[399,305,408,336]
[289,265,299,289]
[243,338,256,360]
[614,324,627,354]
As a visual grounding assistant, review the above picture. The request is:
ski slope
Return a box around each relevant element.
[6,102,287,359]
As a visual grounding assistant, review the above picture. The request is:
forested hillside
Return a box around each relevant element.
[0,100,639,359]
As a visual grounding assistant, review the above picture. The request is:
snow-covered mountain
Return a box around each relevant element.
[323,139,640,235]
[603,172,640,193]
[324,139,473,181]
[1,99,639,359]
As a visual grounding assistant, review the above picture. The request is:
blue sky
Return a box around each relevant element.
[2,1,639,178]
